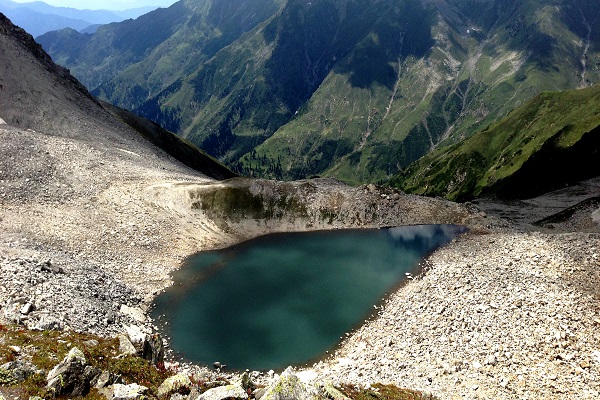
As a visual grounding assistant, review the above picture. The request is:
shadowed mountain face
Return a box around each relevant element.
[0,12,234,181]
[37,0,600,184]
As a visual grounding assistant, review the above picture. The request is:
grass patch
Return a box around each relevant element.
[0,324,173,398]
[393,85,600,200]
[340,383,438,400]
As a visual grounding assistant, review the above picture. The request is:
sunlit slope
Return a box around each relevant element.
[392,85,600,200]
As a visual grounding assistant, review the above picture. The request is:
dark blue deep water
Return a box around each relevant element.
[152,225,465,371]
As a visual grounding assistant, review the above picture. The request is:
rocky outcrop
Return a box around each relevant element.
[46,347,101,397]
[260,367,317,400]
[142,333,165,366]
[195,384,248,400]
[157,373,192,399]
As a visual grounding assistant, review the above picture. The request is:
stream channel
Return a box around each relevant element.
[152,225,466,371]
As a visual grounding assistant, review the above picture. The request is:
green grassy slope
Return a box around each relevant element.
[236,0,600,184]
[38,0,600,184]
[391,85,600,200]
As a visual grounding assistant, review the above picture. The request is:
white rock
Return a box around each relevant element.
[120,305,146,323]
[110,383,148,400]
[124,324,146,347]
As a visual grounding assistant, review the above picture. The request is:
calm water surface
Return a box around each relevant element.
[152,225,465,370]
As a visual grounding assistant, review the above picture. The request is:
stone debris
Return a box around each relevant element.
[0,255,143,337]
[195,384,248,400]
[311,231,600,400]
[157,373,193,399]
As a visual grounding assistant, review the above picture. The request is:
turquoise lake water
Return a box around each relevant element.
[152,225,465,371]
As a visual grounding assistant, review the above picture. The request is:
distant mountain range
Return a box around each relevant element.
[37,0,600,186]
[0,0,158,36]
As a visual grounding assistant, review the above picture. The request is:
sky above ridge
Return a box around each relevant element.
[9,0,178,10]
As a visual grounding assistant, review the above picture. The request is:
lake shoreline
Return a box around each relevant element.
[1,169,598,398]
[310,230,600,399]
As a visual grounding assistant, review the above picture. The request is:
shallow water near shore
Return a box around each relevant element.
[152,225,466,371]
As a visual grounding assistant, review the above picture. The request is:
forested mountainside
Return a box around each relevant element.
[38,0,600,184]
[391,85,600,201]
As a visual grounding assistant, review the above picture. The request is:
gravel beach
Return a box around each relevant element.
[311,230,600,399]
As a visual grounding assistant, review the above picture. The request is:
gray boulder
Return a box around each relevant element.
[142,333,165,366]
[118,334,138,356]
[261,367,314,400]
[196,384,248,400]
[124,325,146,351]
[46,347,100,397]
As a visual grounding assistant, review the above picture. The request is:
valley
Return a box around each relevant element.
[0,2,599,400]
[37,0,600,184]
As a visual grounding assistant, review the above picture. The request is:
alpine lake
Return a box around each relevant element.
[152,225,466,371]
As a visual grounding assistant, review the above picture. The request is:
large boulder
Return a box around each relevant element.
[196,384,248,400]
[142,333,164,366]
[46,347,100,397]
[260,367,315,400]
[124,324,146,351]
[118,334,138,356]
[156,373,192,399]
[100,383,149,400]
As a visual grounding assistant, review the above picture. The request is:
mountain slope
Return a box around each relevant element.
[0,0,161,37]
[38,0,284,106]
[0,0,120,36]
[0,12,234,180]
[391,85,600,200]
[38,0,600,183]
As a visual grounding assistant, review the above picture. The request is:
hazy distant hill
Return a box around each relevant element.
[0,0,157,36]
[392,85,600,200]
[38,0,600,184]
